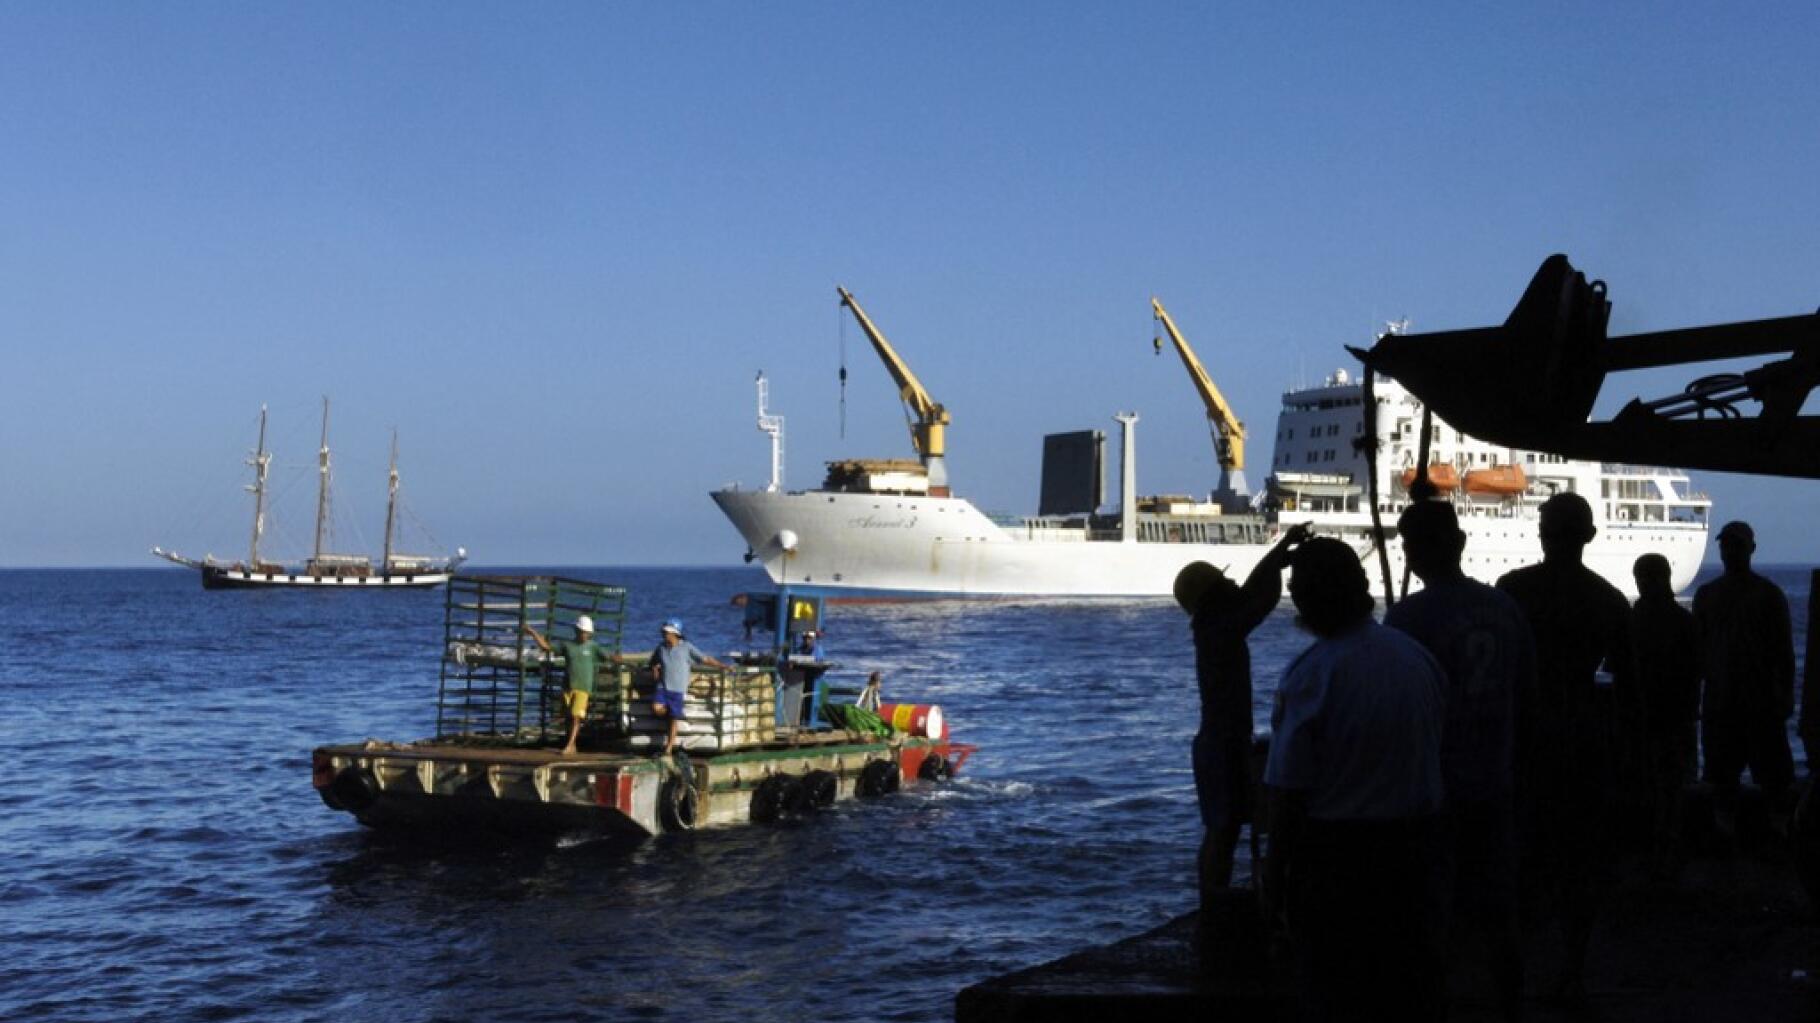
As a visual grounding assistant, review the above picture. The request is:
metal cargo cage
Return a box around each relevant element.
[436,574,777,753]
[437,575,627,745]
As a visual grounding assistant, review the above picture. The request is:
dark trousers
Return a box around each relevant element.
[1289,814,1446,1022]
[1703,712,1795,795]
[1442,796,1522,1012]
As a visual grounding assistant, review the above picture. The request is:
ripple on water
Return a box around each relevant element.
[10,566,1773,1022]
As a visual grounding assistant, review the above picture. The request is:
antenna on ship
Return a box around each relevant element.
[756,371,785,492]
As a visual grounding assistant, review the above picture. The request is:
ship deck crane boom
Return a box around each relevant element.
[837,286,952,494]
[1151,297,1250,506]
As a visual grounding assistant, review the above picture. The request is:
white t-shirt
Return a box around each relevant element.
[1264,619,1446,821]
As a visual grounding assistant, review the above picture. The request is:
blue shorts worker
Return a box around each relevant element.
[654,688,687,719]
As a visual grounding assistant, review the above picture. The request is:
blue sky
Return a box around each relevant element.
[4,3,1818,567]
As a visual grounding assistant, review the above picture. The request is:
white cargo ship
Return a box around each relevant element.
[712,296,1710,599]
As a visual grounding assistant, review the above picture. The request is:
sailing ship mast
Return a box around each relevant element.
[153,400,464,586]
[313,396,332,565]
[382,429,399,569]
[247,405,271,566]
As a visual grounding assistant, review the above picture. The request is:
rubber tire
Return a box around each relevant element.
[328,769,379,813]
[917,754,952,782]
[857,759,900,798]
[659,777,699,832]
[750,774,802,824]
[798,770,838,810]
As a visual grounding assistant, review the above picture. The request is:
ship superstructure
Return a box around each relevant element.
[712,299,1709,599]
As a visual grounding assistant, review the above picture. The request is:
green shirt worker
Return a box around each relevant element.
[523,615,603,756]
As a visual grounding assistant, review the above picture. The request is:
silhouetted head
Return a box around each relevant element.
[1174,561,1240,615]
[1288,537,1374,637]
[1397,500,1465,583]
[1538,492,1595,562]
[1717,520,1755,574]
[1632,552,1673,600]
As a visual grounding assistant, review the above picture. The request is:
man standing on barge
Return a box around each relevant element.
[522,615,603,757]
[649,618,726,757]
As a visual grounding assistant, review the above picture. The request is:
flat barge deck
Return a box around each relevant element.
[314,729,968,839]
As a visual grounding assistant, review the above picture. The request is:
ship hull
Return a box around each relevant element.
[712,488,1705,600]
[199,566,453,590]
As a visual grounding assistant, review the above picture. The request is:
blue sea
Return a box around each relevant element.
[1,564,1810,1022]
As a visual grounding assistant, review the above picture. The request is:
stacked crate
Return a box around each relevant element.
[436,575,627,745]
[617,657,777,752]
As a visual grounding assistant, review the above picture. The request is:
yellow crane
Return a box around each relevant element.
[837,286,952,494]
[1151,296,1250,507]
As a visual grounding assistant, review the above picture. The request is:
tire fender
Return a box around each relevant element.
[799,769,838,810]
[917,754,952,782]
[328,768,379,813]
[750,773,802,824]
[857,759,900,798]
[659,777,699,832]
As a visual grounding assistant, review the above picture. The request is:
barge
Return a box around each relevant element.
[312,575,972,838]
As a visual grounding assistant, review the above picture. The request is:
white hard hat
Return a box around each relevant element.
[575,615,595,634]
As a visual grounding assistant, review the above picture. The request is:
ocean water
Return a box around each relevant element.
[0,564,1810,1022]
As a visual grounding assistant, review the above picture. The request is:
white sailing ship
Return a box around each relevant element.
[153,400,466,589]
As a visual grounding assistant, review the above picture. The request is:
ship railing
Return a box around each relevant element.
[1599,462,1693,478]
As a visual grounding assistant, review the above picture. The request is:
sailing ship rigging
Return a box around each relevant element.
[152,399,466,589]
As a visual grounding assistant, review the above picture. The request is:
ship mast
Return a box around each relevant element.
[247,405,270,565]
[313,396,332,563]
[756,373,784,492]
[382,428,399,568]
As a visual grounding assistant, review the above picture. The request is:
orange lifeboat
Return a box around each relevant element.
[1400,464,1460,491]
[1463,464,1527,496]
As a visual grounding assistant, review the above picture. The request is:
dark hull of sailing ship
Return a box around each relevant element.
[195,561,456,590]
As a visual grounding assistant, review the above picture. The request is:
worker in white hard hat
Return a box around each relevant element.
[522,614,602,756]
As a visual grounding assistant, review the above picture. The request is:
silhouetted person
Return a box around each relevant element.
[1264,537,1446,1022]
[1387,500,1531,1019]
[1496,491,1632,1004]
[1695,520,1795,832]
[1176,523,1311,906]
[1630,552,1700,876]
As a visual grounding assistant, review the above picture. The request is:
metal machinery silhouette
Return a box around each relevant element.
[1353,254,1820,480]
